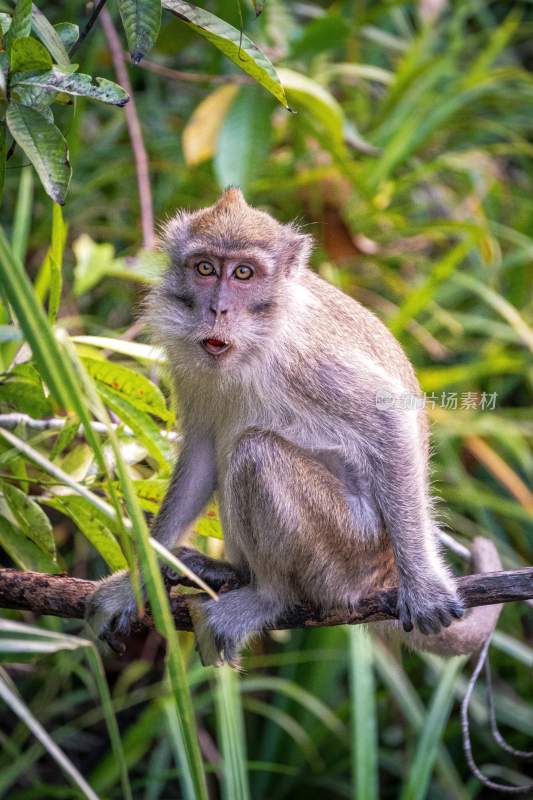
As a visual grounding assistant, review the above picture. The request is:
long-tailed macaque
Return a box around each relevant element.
[90,188,501,665]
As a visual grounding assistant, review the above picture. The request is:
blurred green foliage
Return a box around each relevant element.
[0,1,531,798]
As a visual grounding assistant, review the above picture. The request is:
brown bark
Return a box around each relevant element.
[0,567,531,634]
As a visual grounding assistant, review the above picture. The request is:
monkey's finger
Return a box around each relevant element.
[437,608,453,628]
[448,600,465,620]
[417,615,441,636]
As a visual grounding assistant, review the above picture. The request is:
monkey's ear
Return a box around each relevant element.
[282,226,313,275]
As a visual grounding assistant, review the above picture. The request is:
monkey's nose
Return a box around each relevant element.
[210,304,228,317]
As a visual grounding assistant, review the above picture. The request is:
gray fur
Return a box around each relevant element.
[90,189,499,664]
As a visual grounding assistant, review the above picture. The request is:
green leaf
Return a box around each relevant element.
[0,515,58,572]
[43,495,127,571]
[50,417,79,460]
[73,234,127,295]
[10,36,52,72]
[276,67,345,145]
[349,627,379,800]
[194,501,223,539]
[111,478,169,513]
[12,66,129,106]
[118,0,161,64]
[162,0,288,108]
[54,22,79,50]
[96,382,173,472]
[214,85,273,191]
[400,658,466,800]
[31,5,69,65]
[1,480,56,560]
[0,122,5,202]
[215,666,251,800]
[83,356,171,421]
[48,203,65,324]
[6,103,71,205]
[10,0,32,41]
[0,363,53,418]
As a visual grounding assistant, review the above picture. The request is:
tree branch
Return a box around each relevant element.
[0,567,531,635]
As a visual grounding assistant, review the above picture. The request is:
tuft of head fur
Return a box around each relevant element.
[161,187,312,274]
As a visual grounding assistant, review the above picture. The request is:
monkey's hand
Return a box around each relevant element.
[87,569,139,653]
[397,574,464,635]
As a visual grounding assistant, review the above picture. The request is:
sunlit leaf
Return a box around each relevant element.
[82,356,171,421]
[9,36,51,71]
[54,22,79,50]
[183,84,238,167]
[44,495,127,571]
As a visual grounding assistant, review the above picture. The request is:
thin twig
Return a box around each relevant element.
[100,8,155,249]
[134,56,253,85]
[0,413,180,441]
[70,0,109,57]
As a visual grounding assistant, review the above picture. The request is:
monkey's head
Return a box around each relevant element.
[148,188,313,374]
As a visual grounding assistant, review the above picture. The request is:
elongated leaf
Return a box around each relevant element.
[10,0,32,41]
[48,203,65,324]
[1,480,56,559]
[349,627,378,800]
[73,335,165,363]
[12,66,129,106]
[12,165,33,263]
[6,103,70,205]
[215,666,251,800]
[276,67,345,145]
[0,122,5,202]
[0,13,11,36]
[111,478,168,513]
[44,495,126,571]
[9,35,51,71]
[183,84,238,167]
[82,356,170,420]
[0,363,53,418]
[400,658,466,800]
[0,671,99,800]
[162,0,288,108]
[96,382,173,472]
[215,85,273,191]
[0,515,58,573]
[31,5,69,65]
[118,0,161,63]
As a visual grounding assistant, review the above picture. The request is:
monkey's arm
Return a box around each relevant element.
[89,434,217,632]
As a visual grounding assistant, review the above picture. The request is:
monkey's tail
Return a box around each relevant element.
[408,536,503,656]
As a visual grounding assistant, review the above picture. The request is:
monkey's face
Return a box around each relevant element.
[155,248,283,371]
[147,189,313,375]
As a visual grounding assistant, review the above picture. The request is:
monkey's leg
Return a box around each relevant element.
[191,428,389,667]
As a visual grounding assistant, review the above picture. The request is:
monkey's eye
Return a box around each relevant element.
[195,260,215,276]
[234,265,253,281]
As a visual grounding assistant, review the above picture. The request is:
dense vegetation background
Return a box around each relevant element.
[0,1,531,798]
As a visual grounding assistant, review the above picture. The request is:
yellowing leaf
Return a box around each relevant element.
[82,356,171,421]
[183,84,238,166]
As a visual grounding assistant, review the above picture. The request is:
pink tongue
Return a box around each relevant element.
[207,338,225,348]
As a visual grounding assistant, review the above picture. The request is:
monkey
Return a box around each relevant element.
[90,187,502,666]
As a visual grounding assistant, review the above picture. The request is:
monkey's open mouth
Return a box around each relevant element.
[201,338,231,356]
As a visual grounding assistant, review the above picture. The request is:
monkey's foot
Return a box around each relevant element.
[187,597,241,669]
[397,578,464,635]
